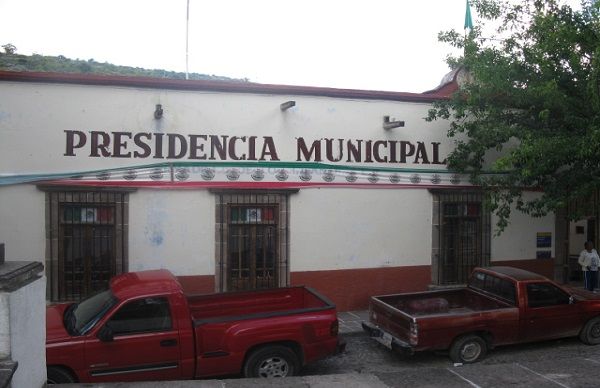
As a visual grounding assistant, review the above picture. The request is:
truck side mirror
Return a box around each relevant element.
[569,295,575,305]
[97,325,114,342]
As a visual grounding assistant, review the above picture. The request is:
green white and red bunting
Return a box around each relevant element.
[0,161,473,189]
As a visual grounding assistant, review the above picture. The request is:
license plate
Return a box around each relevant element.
[377,332,393,349]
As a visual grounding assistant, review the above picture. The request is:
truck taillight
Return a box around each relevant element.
[409,320,418,346]
[330,319,339,336]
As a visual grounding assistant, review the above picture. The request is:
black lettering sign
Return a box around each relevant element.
[64,130,86,156]
[63,130,445,165]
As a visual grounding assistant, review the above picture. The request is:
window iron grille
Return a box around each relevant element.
[45,190,129,301]
[432,190,491,285]
[214,191,291,292]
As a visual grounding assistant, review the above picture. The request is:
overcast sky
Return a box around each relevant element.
[0,0,581,93]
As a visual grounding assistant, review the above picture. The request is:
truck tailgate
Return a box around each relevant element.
[368,296,415,345]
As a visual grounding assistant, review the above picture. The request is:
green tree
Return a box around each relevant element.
[427,0,600,232]
[2,43,16,54]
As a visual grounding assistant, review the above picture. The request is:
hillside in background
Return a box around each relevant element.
[0,48,246,82]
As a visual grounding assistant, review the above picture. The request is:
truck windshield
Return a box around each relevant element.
[64,290,117,336]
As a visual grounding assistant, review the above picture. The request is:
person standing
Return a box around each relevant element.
[579,241,600,291]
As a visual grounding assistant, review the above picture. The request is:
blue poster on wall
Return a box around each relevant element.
[536,232,552,248]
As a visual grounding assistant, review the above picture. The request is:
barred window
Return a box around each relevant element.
[42,188,131,301]
[432,190,491,285]
[214,191,292,292]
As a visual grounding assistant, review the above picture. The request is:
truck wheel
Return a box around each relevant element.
[47,366,77,384]
[580,317,600,345]
[449,334,487,364]
[243,345,300,378]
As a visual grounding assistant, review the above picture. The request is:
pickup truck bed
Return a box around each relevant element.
[365,288,518,355]
[187,286,342,378]
[46,270,344,384]
[376,288,511,316]
[189,286,330,323]
[363,266,600,364]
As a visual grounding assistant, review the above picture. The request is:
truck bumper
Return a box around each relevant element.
[361,321,415,355]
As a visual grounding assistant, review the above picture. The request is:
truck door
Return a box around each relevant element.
[84,296,182,382]
[522,282,583,341]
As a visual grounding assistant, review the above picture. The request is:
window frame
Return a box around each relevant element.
[213,190,294,292]
[469,271,516,305]
[107,296,173,336]
[41,186,132,302]
[431,190,491,285]
[526,282,571,309]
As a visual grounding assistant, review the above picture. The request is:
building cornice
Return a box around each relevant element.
[0,70,454,103]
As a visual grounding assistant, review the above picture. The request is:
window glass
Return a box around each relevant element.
[108,297,172,335]
[73,290,117,334]
[527,283,570,308]
[469,272,486,290]
[469,272,516,304]
[500,279,516,304]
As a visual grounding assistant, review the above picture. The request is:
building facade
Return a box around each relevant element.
[0,70,556,310]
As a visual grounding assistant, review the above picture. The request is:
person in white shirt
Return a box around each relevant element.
[578,241,600,291]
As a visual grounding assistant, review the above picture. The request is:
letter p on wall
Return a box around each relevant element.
[64,130,87,156]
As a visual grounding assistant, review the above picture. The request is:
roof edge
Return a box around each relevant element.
[422,67,461,96]
[0,70,451,103]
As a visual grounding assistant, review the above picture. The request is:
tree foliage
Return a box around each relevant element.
[2,43,16,54]
[427,0,600,231]
[0,47,246,82]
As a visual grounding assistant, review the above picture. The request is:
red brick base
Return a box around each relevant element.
[175,260,554,312]
[291,266,431,311]
[177,275,215,294]
[491,258,555,279]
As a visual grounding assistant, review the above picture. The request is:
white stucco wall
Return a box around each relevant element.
[569,220,587,255]
[0,185,45,262]
[0,79,560,278]
[128,189,215,275]
[8,276,47,388]
[0,81,453,175]
[491,193,556,260]
[0,293,9,359]
[290,188,432,271]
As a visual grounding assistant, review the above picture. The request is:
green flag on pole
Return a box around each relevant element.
[464,0,474,30]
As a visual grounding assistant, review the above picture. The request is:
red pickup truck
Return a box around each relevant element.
[363,266,600,363]
[46,270,344,383]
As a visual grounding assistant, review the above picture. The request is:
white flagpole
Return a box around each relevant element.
[185,0,190,80]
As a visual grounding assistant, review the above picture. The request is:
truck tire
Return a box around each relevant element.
[449,334,487,364]
[580,317,600,345]
[243,345,300,378]
[47,366,77,384]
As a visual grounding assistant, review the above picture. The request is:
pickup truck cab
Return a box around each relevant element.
[362,266,600,363]
[46,270,344,383]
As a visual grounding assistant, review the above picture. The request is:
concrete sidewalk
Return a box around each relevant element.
[337,310,369,335]
[63,373,388,388]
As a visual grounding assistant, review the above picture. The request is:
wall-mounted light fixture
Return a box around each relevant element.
[154,104,164,119]
[383,116,404,130]
[280,101,296,111]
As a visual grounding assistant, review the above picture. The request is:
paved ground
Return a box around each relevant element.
[59,309,600,387]
[302,322,600,387]
[338,310,369,334]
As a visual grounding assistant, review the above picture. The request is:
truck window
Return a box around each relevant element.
[108,297,172,335]
[69,290,117,335]
[469,272,516,304]
[526,283,570,308]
